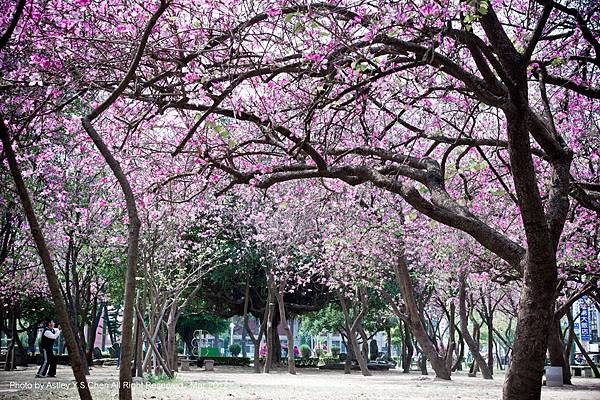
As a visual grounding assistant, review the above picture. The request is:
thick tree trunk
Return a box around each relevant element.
[166,303,178,373]
[345,336,353,374]
[496,38,569,394]
[0,121,93,400]
[348,328,370,376]
[459,277,493,379]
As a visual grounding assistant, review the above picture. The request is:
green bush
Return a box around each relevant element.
[229,343,241,357]
[145,374,176,384]
[318,353,339,366]
[300,344,311,359]
[315,348,323,357]
[331,346,340,357]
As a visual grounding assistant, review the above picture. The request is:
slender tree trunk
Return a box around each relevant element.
[386,326,392,360]
[242,280,266,373]
[263,281,275,373]
[87,301,102,365]
[135,307,173,378]
[567,312,600,378]
[459,277,493,379]
[487,313,494,374]
[547,316,571,384]
[135,313,144,378]
[241,328,247,359]
[453,331,464,372]
[80,4,167,398]
[0,121,92,400]
[415,345,428,375]
[446,302,456,371]
[339,293,371,376]
[393,252,450,380]
[132,313,141,377]
[402,321,413,373]
[275,277,296,374]
[357,325,369,362]
[4,308,15,371]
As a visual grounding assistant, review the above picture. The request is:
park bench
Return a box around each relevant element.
[177,357,194,371]
[94,358,119,367]
[571,365,593,378]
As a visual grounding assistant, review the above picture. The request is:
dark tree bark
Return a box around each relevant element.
[0,120,93,400]
[81,3,168,397]
[388,250,451,380]
[273,274,296,374]
[547,316,571,384]
[243,280,267,373]
[263,281,275,373]
[401,321,414,373]
[445,302,456,371]
[339,291,371,376]
[459,276,493,379]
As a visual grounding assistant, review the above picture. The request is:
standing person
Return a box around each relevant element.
[36,318,61,378]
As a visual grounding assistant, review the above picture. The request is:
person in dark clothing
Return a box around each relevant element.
[36,318,61,378]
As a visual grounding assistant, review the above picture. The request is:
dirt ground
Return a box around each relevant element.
[0,365,598,400]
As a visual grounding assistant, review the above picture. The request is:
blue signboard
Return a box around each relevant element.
[579,298,590,341]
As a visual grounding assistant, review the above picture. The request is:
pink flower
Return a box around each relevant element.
[265,7,281,18]
[305,53,324,63]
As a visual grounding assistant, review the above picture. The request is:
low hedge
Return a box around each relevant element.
[196,356,251,367]
[282,357,319,368]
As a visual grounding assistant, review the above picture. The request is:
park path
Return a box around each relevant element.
[0,365,598,399]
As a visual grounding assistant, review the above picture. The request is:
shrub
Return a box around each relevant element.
[229,343,241,357]
[196,356,251,367]
[315,348,323,357]
[318,354,339,366]
[300,344,311,359]
[331,346,341,357]
[145,373,176,384]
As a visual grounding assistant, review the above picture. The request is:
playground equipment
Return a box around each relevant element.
[190,330,220,358]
